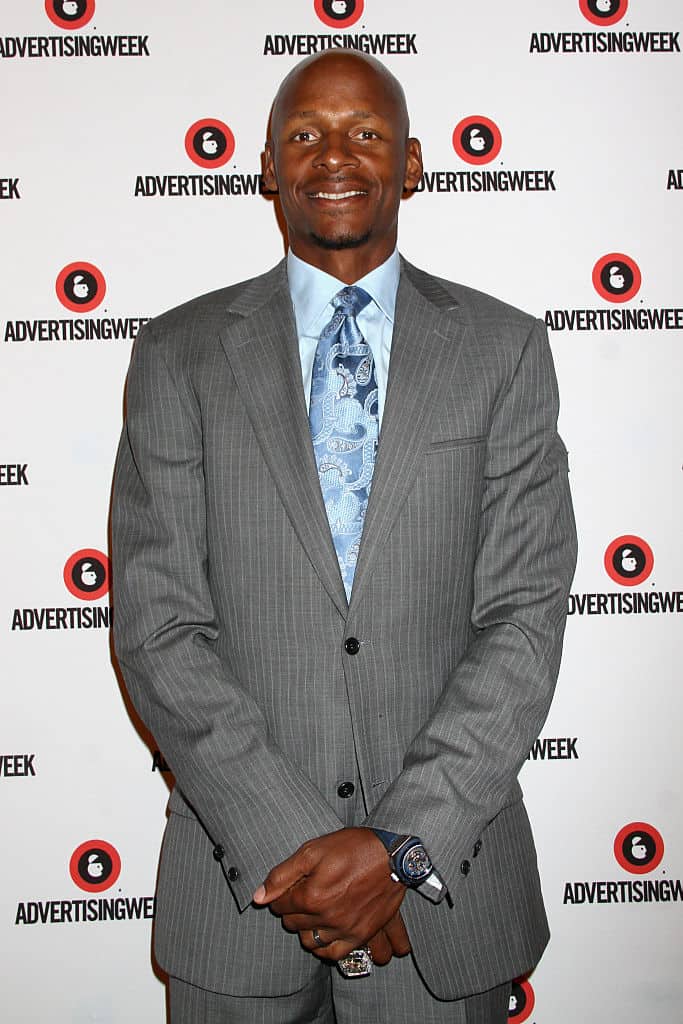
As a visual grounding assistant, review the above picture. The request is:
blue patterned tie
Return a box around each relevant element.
[309,286,378,600]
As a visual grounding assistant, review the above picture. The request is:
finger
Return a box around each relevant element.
[299,927,333,953]
[252,850,310,905]
[367,929,393,967]
[383,911,411,956]
[280,912,323,933]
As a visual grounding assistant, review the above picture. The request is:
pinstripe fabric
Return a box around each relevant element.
[169,968,509,1023]
[111,257,577,1002]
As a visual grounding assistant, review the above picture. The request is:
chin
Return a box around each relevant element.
[310,229,371,251]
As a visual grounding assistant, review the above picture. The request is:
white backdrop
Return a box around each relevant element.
[1,1,681,1021]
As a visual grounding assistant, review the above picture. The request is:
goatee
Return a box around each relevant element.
[310,230,371,251]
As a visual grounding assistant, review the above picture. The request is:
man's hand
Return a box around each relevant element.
[252,827,411,962]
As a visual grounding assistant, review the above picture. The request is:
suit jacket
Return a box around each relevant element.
[112,256,577,1000]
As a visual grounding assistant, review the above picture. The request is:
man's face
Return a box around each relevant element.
[264,55,422,276]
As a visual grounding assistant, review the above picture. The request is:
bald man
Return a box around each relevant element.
[112,50,576,1023]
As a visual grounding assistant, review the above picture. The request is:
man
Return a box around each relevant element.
[112,50,577,1023]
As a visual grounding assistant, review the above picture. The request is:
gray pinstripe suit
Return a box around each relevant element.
[112,256,577,1001]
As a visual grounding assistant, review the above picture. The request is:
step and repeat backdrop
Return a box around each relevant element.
[1,0,681,1020]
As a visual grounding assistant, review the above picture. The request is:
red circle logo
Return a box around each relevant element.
[452,116,502,165]
[70,840,121,893]
[63,549,111,601]
[184,119,235,169]
[45,0,95,30]
[508,977,535,1022]
[614,822,664,874]
[314,0,364,28]
[604,535,654,587]
[579,0,627,28]
[592,253,641,303]
[55,262,106,313]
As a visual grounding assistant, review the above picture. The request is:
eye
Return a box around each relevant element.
[291,130,317,143]
[357,129,380,140]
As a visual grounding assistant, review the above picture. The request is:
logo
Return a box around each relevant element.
[11,549,113,632]
[546,255,681,333]
[15,839,154,925]
[55,262,106,313]
[564,822,680,905]
[452,116,502,165]
[614,822,664,874]
[134,125,264,198]
[529,3,679,54]
[5,264,146,344]
[604,535,654,587]
[568,534,679,617]
[69,840,121,893]
[592,253,641,303]
[45,0,95,30]
[184,119,235,169]
[314,0,364,28]
[63,549,111,601]
[579,0,627,28]
[508,978,535,1022]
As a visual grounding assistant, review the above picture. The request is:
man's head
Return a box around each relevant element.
[264,51,422,282]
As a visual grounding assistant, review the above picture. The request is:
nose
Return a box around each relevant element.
[313,132,359,172]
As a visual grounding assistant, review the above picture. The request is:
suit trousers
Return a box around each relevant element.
[168,964,511,1023]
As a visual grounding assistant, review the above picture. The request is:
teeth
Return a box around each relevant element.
[313,190,365,200]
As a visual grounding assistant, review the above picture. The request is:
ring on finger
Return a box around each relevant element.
[312,928,327,948]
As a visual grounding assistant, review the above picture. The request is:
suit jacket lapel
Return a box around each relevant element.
[218,262,348,617]
[348,262,471,610]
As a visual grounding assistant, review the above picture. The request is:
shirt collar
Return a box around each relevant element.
[287,248,400,335]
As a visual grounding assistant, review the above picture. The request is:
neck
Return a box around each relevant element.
[289,238,396,285]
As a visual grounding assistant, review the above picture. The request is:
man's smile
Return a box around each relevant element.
[309,190,368,200]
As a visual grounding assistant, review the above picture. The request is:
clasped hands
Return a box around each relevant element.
[253,826,411,965]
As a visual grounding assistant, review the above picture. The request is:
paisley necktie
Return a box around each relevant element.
[309,286,378,600]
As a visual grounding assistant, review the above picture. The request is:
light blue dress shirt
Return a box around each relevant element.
[286,248,400,428]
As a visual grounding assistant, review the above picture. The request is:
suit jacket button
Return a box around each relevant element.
[212,845,225,862]
[460,859,471,876]
[337,781,355,799]
[473,840,482,858]
[227,866,240,882]
[344,637,360,655]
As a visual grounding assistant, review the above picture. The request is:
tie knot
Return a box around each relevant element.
[332,286,372,318]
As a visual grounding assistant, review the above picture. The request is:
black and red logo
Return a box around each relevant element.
[592,253,641,303]
[63,549,111,601]
[184,119,235,169]
[579,0,628,28]
[55,262,106,313]
[45,0,95,30]
[314,0,363,28]
[614,822,664,874]
[604,535,654,587]
[70,839,121,893]
[508,977,535,1022]
[452,116,502,165]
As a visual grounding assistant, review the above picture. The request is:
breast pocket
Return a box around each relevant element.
[426,435,486,454]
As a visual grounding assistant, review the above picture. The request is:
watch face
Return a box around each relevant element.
[402,844,432,881]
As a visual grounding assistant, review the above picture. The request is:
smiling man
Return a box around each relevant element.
[112,51,576,1023]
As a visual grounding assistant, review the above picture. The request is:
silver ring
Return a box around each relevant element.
[337,947,373,978]
[312,928,327,948]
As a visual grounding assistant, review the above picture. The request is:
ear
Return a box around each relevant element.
[262,141,278,193]
[403,137,423,191]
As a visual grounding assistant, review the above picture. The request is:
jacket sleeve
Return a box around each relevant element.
[363,318,577,893]
[111,323,343,912]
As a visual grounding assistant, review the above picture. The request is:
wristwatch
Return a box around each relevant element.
[371,829,447,904]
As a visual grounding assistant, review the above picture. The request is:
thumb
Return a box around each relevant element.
[252,851,307,905]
